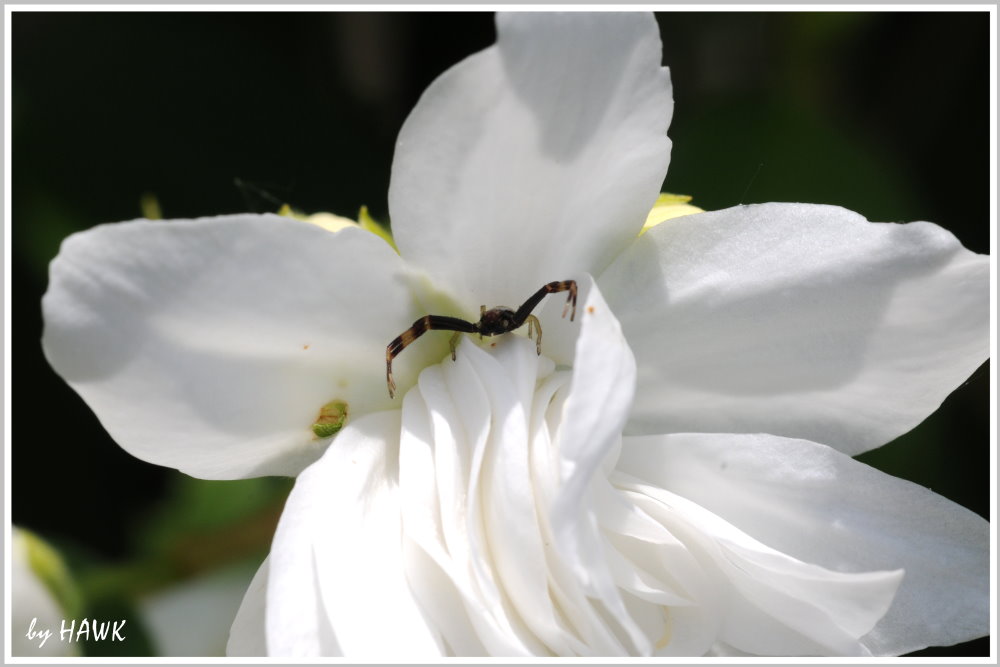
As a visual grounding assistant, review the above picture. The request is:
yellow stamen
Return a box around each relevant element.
[640,192,704,235]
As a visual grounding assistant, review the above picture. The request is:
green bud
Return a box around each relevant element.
[312,400,349,439]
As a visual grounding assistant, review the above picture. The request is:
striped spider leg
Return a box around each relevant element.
[385,280,577,398]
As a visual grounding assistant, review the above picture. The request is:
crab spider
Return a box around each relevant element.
[386,280,577,398]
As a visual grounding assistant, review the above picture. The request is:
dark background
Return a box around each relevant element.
[11,11,991,657]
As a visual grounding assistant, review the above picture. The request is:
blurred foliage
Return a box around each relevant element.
[10,11,990,657]
[31,475,289,656]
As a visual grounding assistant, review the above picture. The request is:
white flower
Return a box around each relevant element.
[11,528,80,657]
[42,12,989,657]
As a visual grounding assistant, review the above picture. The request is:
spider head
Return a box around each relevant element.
[478,307,517,336]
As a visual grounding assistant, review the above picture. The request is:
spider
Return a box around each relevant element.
[386,280,577,398]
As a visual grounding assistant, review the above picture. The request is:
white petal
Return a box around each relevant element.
[397,352,528,655]
[394,306,648,655]
[399,338,564,655]
[227,558,269,657]
[599,203,989,455]
[616,432,990,654]
[602,531,720,656]
[401,539,490,656]
[265,410,444,657]
[548,277,649,651]
[389,12,672,315]
[613,476,902,656]
[42,215,433,479]
[460,340,565,652]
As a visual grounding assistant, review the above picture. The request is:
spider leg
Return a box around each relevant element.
[386,315,478,398]
[561,281,578,321]
[526,314,542,355]
[511,280,578,328]
[449,331,461,360]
